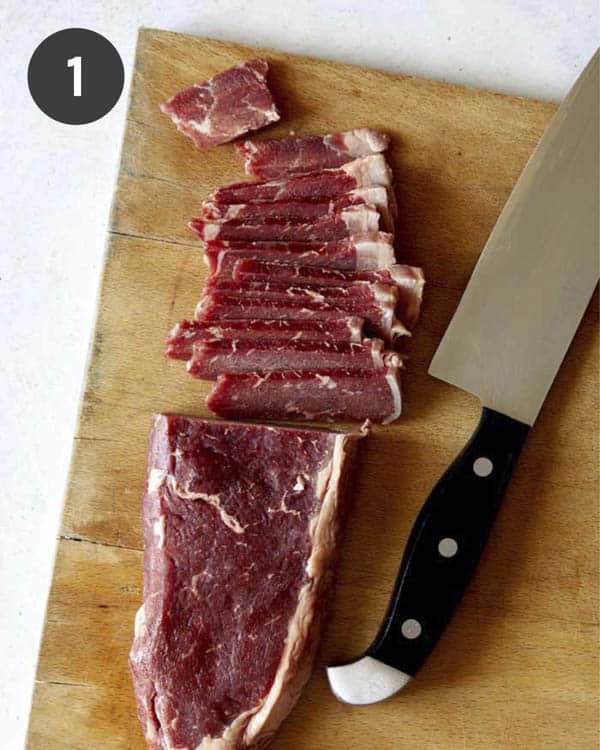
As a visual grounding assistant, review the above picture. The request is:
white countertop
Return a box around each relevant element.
[1,1,598,746]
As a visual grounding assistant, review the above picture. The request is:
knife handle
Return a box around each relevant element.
[367,407,529,677]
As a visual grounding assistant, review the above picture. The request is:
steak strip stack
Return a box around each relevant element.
[167,129,425,423]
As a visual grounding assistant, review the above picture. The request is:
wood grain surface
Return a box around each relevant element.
[27,28,598,750]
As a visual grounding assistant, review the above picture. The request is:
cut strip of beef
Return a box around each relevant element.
[160,59,279,149]
[210,154,392,204]
[201,186,395,231]
[195,291,408,341]
[206,367,402,423]
[189,205,380,242]
[187,338,399,379]
[205,278,397,305]
[232,261,425,328]
[166,318,365,359]
[236,129,390,178]
[130,415,362,750]
[204,233,396,274]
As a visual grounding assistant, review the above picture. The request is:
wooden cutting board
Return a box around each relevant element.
[27,29,598,750]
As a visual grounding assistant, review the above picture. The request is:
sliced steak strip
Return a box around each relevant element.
[130,415,362,750]
[160,59,279,148]
[189,205,380,242]
[201,186,395,231]
[210,154,392,204]
[207,367,402,423]
[187,338,399,379]
[237,128,390,178]
[194,291,408,341]
[232,261,425,328]
[166,318,365,359]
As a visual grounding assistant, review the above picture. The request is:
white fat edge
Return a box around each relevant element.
[383,368,403,424]
[355,239,395,270]
[166,476,245,534]
[133,604,146,639]
[195,707,257,750]
[223,204,243,220]
[341,205,380,234]
[153,515,166,549]
[202,223,222,241]
[372,281,398,305]
[369,338,386,367]
[148,468,167,493]
[344,128,390,155]
[315,373,338,390]
[343,154,391,187]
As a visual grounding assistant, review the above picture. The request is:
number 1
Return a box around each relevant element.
[67,56,82,97]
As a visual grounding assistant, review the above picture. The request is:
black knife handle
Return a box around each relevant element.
[367,407,529,676]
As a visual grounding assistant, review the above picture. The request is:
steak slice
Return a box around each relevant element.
[187,338,399,379]
[201,186,395,231]
[159,59,279,148]
[129,415,363,749]
[207,367,402,423]
[166,318,365,360]
[194,291,408,341]
[189,205,380,242]
[210,154,392,204]
[204,233,396,273]
[236,128,390,178]
[232,261,425,329]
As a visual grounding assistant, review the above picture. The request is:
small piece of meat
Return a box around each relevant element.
[232,261,425,329]
[187,338,399,379]
[195,291,408,341]
[210,155,392,204]
[206,367,402,423]
[236,129,390,178]
[189,205,380,242]
[204,233,396,274]
[166,318,365,359]
[205,278,397,305]
[159,58,280,148]
[130,415,363,750]
[201,186,395,231]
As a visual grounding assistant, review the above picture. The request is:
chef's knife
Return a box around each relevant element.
[327,50,599,705]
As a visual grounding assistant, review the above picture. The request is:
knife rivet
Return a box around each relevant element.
[438,537,458,558]
[473,457,493,477]
[401,619,422,639]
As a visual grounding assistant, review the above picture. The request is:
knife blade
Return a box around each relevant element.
[327,49,599,705]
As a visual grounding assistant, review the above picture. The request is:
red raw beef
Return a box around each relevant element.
[201,186,395,232]
[195,291,408,341]
[159,59,279,148]
[166,317,365,359]
[204,233,396,274]
[236,128,390,178]
[232,261,425,329]
[130,415,362,750]
[206,367,402,423]
[187,338,399,379]
[210,155,392,204]
[189,205,380,242]
[204,279,397,310]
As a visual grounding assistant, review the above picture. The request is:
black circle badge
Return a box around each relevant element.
[28,28,124,124]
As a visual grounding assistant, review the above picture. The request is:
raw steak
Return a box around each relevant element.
[166,318,365,360]
[187,338,399,379]
[236,128,390,178]
[160,59,279,148]
[204,278,397,306]
[194,291,408,341]
[204,233,395,273]
[207,367,402,423]
[189,205,380,242]
[201,187,395,231]
[210,155,392,204]
[130,415,362,750]
[232,261,425,328]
